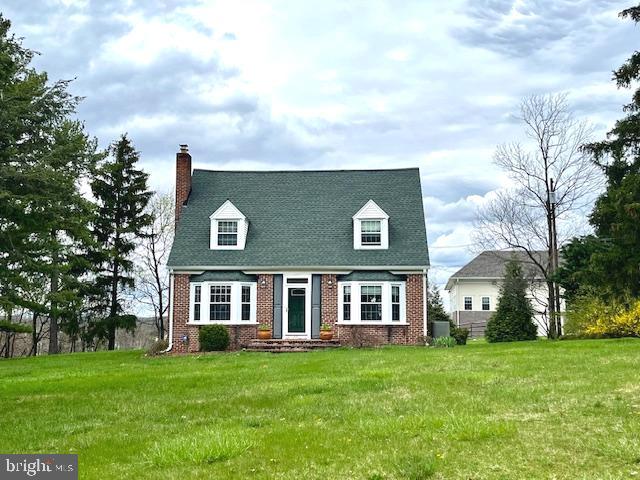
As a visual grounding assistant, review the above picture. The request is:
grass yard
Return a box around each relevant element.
[1,339,640,479]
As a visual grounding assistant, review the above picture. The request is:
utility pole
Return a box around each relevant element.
[549,179,562,337]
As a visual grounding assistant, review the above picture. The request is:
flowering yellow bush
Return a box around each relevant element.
[585,300,640,337]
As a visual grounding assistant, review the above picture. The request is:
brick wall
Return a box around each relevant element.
[171,274,194,353]
[321,274,338,328]
[170,274,262,352]
[334,273,425,346]
[257,274,273,327]
[228,325,259,349]
[406,274,424,344]
[336,324,408,346]
[174,149,191,227]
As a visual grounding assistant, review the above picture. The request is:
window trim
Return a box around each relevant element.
[188,281,258,324]
[209,200,247,250]
[337,281,406,324]
[353,200,389,250]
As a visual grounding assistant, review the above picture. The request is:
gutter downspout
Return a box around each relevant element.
[164,273,174,352]
[422,268,428,338]
[456,278,460,327]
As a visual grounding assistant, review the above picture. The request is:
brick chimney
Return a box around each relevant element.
[175,144,192,228]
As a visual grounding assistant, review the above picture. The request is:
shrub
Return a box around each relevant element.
[147,339,169,356]
[486,259,537,343]
[450,327,469,345]
[433,336,456,348]
[320,323,333,331]
[566,295,640,338]
[199,325,230,351]
[593,301,640,337]
[258,323,271,331]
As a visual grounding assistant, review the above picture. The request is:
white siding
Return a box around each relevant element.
[448,278,564,337]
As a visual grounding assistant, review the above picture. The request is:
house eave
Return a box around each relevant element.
[168,265,430,275]
[445,275,545,291]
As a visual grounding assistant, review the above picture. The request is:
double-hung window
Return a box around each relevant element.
[241,285,251,321]
[360,220,382,246]
[210,285,232,321]
[339,282,405,323]
[217,221,238,246]
[361,285,382,321]
[391,285,401,321]
[343,285,351,321]
[194,285,201,321]
[482,297,490,311]
[464,296,473,311]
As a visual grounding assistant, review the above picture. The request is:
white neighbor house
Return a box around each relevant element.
[445,251,564,338]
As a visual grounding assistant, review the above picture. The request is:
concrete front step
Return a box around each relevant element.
[244,339,340,352]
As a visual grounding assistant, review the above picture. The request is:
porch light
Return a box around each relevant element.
[260,279,267,287]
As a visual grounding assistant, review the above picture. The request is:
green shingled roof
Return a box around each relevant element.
[167,168,429,269]
[337,271,407,282]
[190,271,257,282]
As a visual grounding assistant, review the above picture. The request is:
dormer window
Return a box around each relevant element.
[217,221,238,246]
[353,200,389,250]
[361,220,382,246]
[210,200,247,250]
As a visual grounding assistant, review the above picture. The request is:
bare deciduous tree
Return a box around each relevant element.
[474,93,602,338]
[135,191,174,340]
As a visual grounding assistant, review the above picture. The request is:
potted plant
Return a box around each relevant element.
[257,323,272,340]
[320,323,334,341]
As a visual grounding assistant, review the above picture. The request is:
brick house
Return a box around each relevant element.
[166,145,430,352]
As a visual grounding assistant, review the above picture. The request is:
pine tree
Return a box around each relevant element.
[486,259,538,343]
[90,135,152,350]
[0,14,99,353]
[582,6,640,300]
[427,283,451,325]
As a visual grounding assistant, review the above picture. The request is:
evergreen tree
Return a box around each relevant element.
[427,283,451,324]
[90,135,152,350]
[486,259,537,343]
[582,6,640,300]
[0,14,98,353]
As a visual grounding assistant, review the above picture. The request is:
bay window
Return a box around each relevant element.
[338,281,406,324]
[189,282,257,324]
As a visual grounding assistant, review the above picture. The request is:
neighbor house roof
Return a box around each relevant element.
[445,250,548,290]
[167,168,429,269]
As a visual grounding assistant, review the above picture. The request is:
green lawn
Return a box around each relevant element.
[1,340,640,479]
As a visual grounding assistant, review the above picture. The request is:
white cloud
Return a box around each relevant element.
[1,0,633,297]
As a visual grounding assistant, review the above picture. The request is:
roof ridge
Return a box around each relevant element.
[192,167,420,174]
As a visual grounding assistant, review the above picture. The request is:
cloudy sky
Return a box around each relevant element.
[2,0,635,299]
